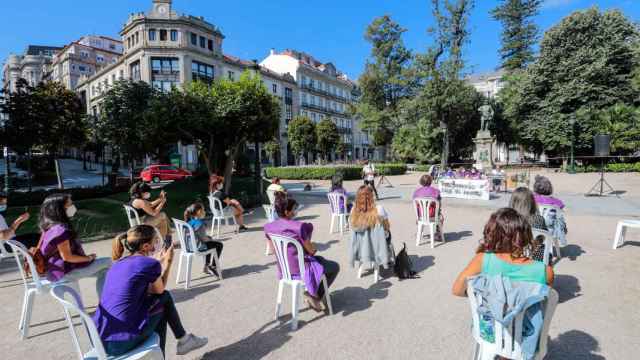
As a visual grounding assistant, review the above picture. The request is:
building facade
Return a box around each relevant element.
[48,36,123,90]
[2,45,62,93]
[260,49,370,162]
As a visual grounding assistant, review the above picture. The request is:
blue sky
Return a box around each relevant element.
[1,0,638,81]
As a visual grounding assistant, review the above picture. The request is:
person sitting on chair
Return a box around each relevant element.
[451,207,554,298]
[183,202,223,278]
[129,182,170,240]
[209,175,247,232]
[96,225,207,357]
[266,177,286,204]
[510,187,548,262]
[412,174,444,241]
[350,186,393,266]
[329,174,352,214]
[532,175,565,209]
[0,191,38,252]
[264,196,340,312]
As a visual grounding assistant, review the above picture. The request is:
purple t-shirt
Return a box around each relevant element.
[534,193,565,209]
[412,186,441,200]
[93,256,162,342]
[40,224,90,282]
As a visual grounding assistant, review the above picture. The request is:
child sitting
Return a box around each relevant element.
[184,202,224,278]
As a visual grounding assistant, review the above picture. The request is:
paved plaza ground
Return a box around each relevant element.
[1,170,639,359]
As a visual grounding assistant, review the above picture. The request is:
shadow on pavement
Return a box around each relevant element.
[172,283,220,304]
[200,321,292,360]
[620,240,640,248]
[562,244,586,261]
[315,240,339,251]
[444,230,473,242]
[332,281,391,317]
[410,255,435,274]
[222,262,277,279]
[554,274,582,304]
[546,330,605,359]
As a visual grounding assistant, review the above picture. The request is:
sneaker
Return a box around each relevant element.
[208,265,220,278]
[238,225,248,232]
[176,333,208,355]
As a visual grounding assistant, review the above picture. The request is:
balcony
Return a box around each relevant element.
[301,102,348,117]
[300,83,350,103]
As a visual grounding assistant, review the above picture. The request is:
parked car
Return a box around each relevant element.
[140,165,192,183]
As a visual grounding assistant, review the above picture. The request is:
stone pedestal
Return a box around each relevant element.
[473,130,496,171]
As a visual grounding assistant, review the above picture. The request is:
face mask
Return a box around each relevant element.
[0,205,6,212]
[66,205,77,218]
[217,184,223,191]
[143,193,152,200]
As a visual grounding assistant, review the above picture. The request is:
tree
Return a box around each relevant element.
[263,139,280,165]
[315,118,340,161]
[354,15,413,155]
[97,80,156,183]
[577,104,640,155]
[491,0,542,71]
[517,8,639,156]
[287,116,317,164]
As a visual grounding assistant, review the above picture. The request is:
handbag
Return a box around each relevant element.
[394,242,418,279]
[25,234,47,277]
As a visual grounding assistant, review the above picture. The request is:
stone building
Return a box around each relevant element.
[2,45,62,93]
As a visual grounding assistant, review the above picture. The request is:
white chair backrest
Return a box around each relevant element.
[267,233,305,282]
[263,205,276,223]
[123,205,141,227]
[466,280,559,359]
[50,285,109,360]
[0,239,10,259]
[327,192,347,214]
[266,189,276,205]
[413,197,439,223]
[172,218,199,254]
[208,195,225,217]
[538,204,561,219]
[6,240,47,292]
[532,229,554,265]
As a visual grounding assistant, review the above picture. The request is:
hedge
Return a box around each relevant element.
[574,162,640,173]
[7,184,131,207]
[265,164,407,180]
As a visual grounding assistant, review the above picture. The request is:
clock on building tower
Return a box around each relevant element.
[152,0,172,15]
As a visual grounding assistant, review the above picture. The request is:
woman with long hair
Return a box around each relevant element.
[39,193,111,295]
[349,185,393,270]
[509,187,548,262]
[452,208,554,297]
[350,185,390,237]
[209,174,247,231]
[264,196,340,311]
[129,182,170,238]
[98,225,207,356]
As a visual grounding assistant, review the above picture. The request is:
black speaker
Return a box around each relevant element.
[594,134,610,157]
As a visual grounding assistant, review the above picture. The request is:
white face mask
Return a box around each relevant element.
[143,193,152,200]
[66,205,77,218]
[0,204,6,212]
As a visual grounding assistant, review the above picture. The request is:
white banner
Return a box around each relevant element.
[438,179,490,201]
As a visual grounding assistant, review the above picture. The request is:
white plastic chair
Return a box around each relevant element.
[612,219,640,249]
[50,285,164,360]
[173,218,223,289]
[467,281,559,360]
[327,193,349,235]
[263,205,277,255]
[532,229,562,266]
[414,198,443,248]
[268,233,334,331]
[0,239,12,263]
[123,205,141,227]
[6,240,79,340]
[207,195,237,239]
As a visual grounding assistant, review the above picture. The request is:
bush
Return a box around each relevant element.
[574,162,640,173]
[265,164,406,180]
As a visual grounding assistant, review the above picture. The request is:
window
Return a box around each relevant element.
[97,55,104,63]
[149,29,156,41]
[160,29,167,41]
[171,30,178,41]
[272,84,277,94]
[109,44,116,50]
[135,31,139,44]
[310,78,315,88]
[191,61,214,84]
[207,39,213,51]
[199,36,206,48]
[111,74,116,83]
[151,57,180,91]
[301,93,307,104]
[119,69,124,79]
[78,65,86,72]
[227,71,235,80]
[190,32,197,45]
[130,60,141,81]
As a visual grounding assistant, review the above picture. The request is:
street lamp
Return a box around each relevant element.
[568,115,576,174]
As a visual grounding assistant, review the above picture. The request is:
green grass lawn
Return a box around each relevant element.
[5,176,261,242]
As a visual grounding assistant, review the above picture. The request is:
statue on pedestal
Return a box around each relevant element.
[479,104,494,133]
[474,103,496,169]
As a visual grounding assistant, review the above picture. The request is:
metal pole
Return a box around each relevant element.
[3,146,9,194]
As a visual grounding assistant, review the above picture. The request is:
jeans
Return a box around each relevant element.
[315,256,340,299]
[104,291,187,356]
[199,240,223,267]
[59,257,111,298]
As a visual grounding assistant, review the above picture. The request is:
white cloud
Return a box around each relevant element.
[542,0,577,9]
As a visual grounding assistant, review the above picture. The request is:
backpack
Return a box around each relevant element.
[25,234,47,277]
[394,243,418,279]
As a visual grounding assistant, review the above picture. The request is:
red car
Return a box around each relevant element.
[140,165,192,183]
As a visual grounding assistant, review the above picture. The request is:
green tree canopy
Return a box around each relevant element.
[315,118,340,160]
[491,0,542,71]
[287,116,317,162]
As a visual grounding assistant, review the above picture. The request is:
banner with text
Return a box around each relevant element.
[438,179,490,201]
